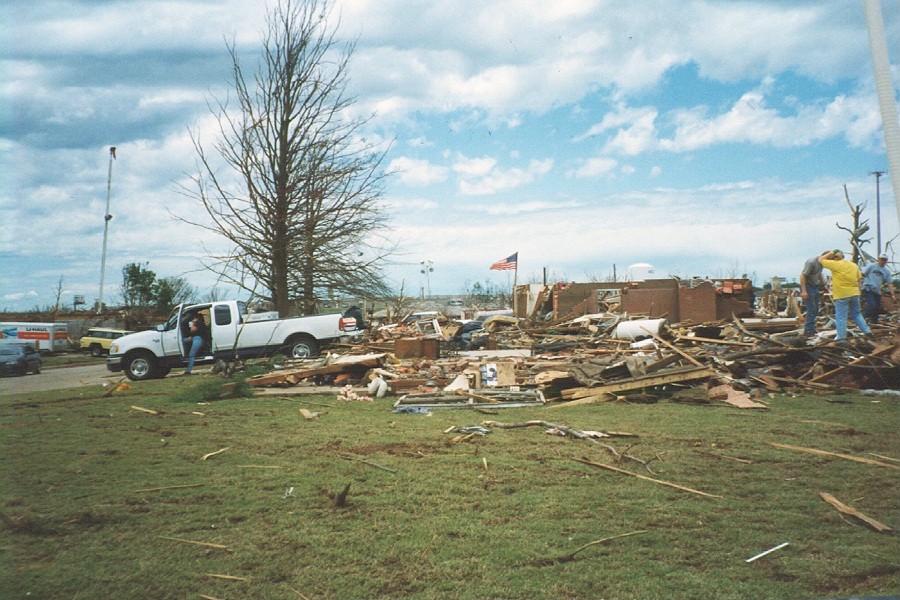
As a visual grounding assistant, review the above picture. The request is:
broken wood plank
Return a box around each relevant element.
[103,377,128,398]
[203,573,248,582]
[640,327,704,367]
[537,530,649,565]
[134,483,204,493]
[765,442,900,469]
[551,366,716,408]
[819,492,894,534]
[708,384,768,409]
[157,535,231,551]
[809,344,895,383]
[732,315,790,347]
[130,405,159,415]
[675,335,754,347]
[573,457,722,498]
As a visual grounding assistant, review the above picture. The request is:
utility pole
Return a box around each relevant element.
[870,170,886,255]
[97,146,116,313]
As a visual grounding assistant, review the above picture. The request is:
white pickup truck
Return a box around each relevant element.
[107,300,362,380]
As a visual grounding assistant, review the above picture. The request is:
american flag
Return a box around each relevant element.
[489,252,518,271]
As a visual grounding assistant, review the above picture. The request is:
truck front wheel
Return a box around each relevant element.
[124,352,158,381]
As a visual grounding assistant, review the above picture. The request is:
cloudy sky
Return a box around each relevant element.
[3,0,899,310]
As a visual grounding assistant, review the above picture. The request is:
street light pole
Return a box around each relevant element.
[98,146,116,313]
[870,170,886,255]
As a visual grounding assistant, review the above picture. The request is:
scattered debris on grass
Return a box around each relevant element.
[574,457,723,498]
[532,530,650,566]
[200,447,230,461]
[157,535,232,552]
[819,492,894,534]
[745,542,790,563]
[765,442,900,469]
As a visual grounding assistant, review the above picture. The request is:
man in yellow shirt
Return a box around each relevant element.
[818,249,872,341]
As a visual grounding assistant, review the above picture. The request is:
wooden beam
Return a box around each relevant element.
[809,344,894,383]
[550,366,716,408]
[819,492,893,533]
[640,327,704,367]
[765,442,900,469]
[573,457,722,498]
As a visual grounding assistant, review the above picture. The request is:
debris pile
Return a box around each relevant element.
[246,279,900,407]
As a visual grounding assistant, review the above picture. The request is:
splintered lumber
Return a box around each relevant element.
[819,492,894,533]
[552,365,716,408]
[809,344,895,384]
[574,457,722,498]
[157,536,231,551]
[203,573,248,582]
[640,328,704,367]
[483,420,637,438]
[133,483,204,493]
[103,377,128,397]
[247,353,387,387]
[765,442,900,469]
[675,335,754,347]
[732,315,790,347]
[539,530,649,565]
[130,405,158,415]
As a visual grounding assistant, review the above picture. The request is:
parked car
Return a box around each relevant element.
[0,343,42,376]
[80,328,133,357]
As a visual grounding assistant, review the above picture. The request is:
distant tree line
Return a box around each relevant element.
[120,263,197,312]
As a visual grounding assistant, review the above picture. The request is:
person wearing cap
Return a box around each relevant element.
[818,249,872,341]
[799,251,828,336]
[861,253,896,324]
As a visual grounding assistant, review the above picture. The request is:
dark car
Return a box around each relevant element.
[0,343,42,376]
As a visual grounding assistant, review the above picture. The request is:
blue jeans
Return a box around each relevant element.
[186,335,204,372]
[833,295,871,340]
[862,289,883,323]
[803,286,819,335]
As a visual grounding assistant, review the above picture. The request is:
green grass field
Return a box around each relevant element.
[2,375,898,599]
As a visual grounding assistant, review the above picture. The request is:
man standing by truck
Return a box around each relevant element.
[183,315,208,375]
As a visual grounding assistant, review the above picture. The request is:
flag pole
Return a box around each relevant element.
[512,255,518,315]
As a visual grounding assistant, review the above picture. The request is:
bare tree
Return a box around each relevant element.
[185,0,393,316]
[836,184,871,265]
[52,276,64,316]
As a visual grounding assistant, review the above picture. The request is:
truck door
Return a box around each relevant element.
[158,304,186,357]
[211,303,237,353]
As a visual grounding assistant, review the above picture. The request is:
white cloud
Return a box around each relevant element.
[578,80,883,159]
[387,156,450,186]
[457,158,553,196]
[570,157,618,179]
[452,156,498,178]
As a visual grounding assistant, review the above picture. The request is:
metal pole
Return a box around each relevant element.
[870,170,885,254]
[420,260,433,298]
[98,146,116,313]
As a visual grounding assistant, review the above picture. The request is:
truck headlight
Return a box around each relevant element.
[110,344,119,354]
